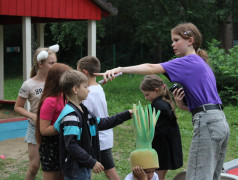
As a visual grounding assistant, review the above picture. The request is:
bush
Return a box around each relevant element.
[208,39,238,105]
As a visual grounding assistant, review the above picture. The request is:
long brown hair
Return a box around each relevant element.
[171,22,208,63]
[35,63,72,144]
[140,75,175,111]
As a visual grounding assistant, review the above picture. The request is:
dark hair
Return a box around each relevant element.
[60,70,88,97]
[30,47,56,78]
[140,75,175,111]
[171,22,208,63]
[35,63,71,144]
[77,56,101,76]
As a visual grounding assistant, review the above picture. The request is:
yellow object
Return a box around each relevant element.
[130,148,159,169]
[130,102,160,169]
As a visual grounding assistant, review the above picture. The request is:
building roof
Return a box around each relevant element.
[0,0,118,25]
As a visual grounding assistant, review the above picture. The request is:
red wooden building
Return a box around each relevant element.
[0,0,117,100]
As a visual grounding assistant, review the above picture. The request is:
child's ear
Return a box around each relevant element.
[188,37,194,46]
[72,86,78,94]
[83,69,89,76]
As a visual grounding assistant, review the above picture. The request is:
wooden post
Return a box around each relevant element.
[37,23,44,47]
[87,20,96,56]
[22,17,32,81]
[0,25,4,100]
[22,17,31,110]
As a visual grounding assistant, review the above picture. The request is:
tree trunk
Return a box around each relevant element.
[153,38,162,63]
[223,15,233,51]
[217,0,233,52]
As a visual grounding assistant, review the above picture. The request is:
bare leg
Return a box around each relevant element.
[43,171,62,180]
[104,167,121,180]
[155,169,168,180]
[25,143,40,180]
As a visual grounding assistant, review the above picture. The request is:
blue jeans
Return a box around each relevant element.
[64,168,91,180]
[186,109,230,180]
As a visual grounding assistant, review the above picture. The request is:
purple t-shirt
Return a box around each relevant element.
[161,54,222,111]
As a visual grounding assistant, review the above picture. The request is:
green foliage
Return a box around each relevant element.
[4,76,23,100]
[208,39,238,105]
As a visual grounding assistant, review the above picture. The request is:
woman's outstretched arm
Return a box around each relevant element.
[94,63,165,84]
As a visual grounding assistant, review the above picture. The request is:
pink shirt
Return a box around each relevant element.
[40,95,65,125]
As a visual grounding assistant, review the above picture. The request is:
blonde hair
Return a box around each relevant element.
[59,69,88,97]
[140,75,175,111]
[171,22,208,63]
[30,48,56,78]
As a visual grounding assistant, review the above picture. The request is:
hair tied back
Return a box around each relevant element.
[37,44,59,63]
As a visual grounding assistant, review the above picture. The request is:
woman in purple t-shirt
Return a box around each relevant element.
[96,23,229,180]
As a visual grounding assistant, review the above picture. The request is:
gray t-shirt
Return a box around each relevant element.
[18,78,44,125]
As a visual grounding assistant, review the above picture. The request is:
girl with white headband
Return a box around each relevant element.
[14,44,59,179]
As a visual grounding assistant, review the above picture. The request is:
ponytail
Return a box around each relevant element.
[30,62,38,78]
[197,48,209,64]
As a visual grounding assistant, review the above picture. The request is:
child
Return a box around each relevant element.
[77,56,120,180]
[97,22,230,180]
[35,63,72,180]
[14,44,58,179]
[140,75,183,180]
[124,166,159,180]
[54,69,132,180]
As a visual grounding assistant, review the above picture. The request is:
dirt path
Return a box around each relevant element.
[0,137,28,160]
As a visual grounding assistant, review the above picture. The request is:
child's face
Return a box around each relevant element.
[75,82,90,101]
[144,168,155,180]
[171,32,192,57]
[141,89,160,103]
[40,53,57,73]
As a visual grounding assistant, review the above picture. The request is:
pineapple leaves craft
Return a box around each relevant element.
[130,102,160,169]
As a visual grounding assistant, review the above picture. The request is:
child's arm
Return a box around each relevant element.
[40,119,58,135]
[98,110,132,130]
[14,96,37,125]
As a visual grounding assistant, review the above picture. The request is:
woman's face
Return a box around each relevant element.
[171,32,191,57]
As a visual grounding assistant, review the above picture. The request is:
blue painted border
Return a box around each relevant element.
[0,120,28,141]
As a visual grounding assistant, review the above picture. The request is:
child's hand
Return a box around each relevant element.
[93,161,104,173]
[129,109,133,118]
[132,166,147,180]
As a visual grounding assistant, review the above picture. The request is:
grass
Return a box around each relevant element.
[1,74,238,180]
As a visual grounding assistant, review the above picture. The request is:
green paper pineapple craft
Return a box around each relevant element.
[130,102,160,169]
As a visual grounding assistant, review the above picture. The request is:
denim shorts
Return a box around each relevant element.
[186,109,230,180]
[100,148,115,170]
[64,167,91,180]
[24,121,37,145]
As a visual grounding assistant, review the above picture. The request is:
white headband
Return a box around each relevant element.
[37,44,59,62]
